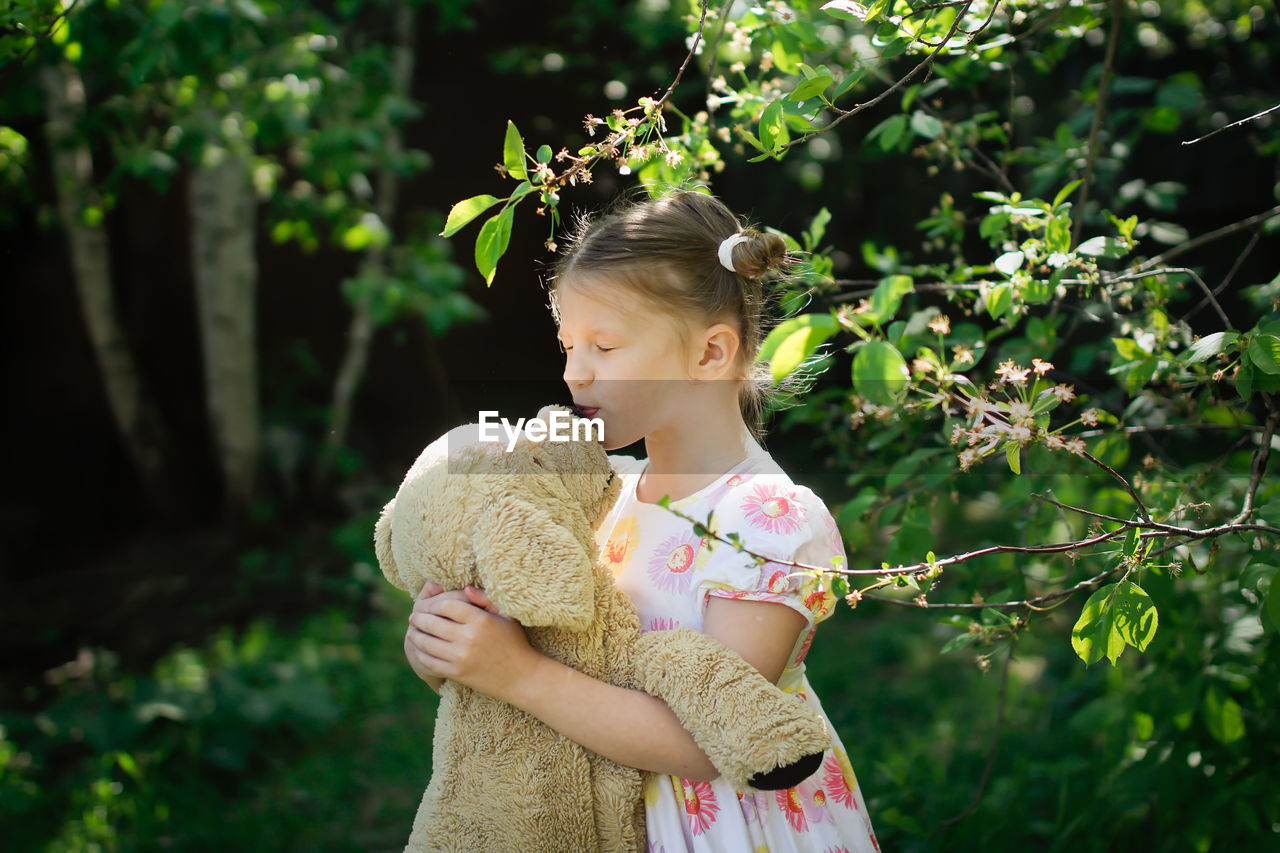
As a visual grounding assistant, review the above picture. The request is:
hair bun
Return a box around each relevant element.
[730,231,788,280]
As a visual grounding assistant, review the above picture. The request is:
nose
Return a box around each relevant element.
[562,349,592,387]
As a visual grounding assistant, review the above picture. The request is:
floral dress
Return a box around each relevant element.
[599,445,880,853]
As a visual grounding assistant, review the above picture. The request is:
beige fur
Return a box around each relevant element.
[375,405,832,852]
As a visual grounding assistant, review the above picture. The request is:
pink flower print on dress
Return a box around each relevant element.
[775,783,831,832]
[645,616,680,632]
[648,531,700,593]
[776,787,810,832]
[603,516,639,577]
[763,568,796,595]
[741,483,807,535]
[805,784,834,827]
[792,630,815,667]
[822,751,858,809]
[726,474,745,487]
[680,779,720,835]
[805,587,836,622]
[736,789,762,825]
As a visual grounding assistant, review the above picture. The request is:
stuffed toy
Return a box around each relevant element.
[374,405,831,853]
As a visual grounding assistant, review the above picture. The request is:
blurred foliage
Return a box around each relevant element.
[4,0,1280,850]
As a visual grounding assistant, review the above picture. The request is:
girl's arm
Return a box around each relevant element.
[408,589,806,780]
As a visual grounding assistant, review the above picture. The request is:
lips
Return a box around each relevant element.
[572,403,600,418]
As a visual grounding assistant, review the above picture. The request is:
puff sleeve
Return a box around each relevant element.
[693,476,843,631]
[606,453,644,477]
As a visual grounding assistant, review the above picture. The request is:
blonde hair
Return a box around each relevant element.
[548,190,790,443]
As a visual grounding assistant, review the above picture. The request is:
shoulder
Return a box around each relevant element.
[712,461,836,553]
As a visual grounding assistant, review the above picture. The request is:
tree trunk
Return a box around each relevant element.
[318,0,416,482]
[190,153,260,514]
[41,60,174,513]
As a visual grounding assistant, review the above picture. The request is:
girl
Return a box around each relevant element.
[406,190,880,851]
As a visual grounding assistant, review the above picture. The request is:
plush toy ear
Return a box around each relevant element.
[373,496,409,592]
[471,494,595,631]
[633,628,831,790]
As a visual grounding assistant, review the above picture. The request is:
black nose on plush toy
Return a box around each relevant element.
[747,751,825,790]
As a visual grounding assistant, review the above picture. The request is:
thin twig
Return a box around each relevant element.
[1138,203,1280,271]
[778,1,991,153]
[1180,227,1262,325]
[1230,396,1280,524]
[0,0,80,91]
[1182,102,1280,146]
[1079,449,1151,523]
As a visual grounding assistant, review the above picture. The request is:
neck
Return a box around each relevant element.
[635,400,760,504]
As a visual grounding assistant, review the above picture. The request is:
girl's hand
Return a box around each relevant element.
[405,582,455,689]
[409,586,541,703]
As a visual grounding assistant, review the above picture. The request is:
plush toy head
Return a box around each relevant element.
[374,405,622,631]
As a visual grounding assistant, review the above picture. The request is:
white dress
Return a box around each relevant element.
[597,445,881,853]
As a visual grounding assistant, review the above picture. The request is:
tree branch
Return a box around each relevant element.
[1137,203,1280,271]
[778,0,989,153]
[1181,102,1280,147]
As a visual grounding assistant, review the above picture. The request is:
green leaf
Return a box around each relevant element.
[1046,215,1071,254]
[536,144,553,163]
[910,111,943,139]
[1005,444,1021,475]
[503,120,527,180]
[474,207,514,286]
[1184,330,1239,365]
[1071,581,1156,665]
[853,340,909,406]
[1077,235,1129,259]
[1247,334,1280,374]
[1052,179,1083,209]
[986,283,1012,319]
[859,274,913,325]
[941,631,980,654]
[790,74,834,102]
[837,488,879,528]
[1122,525,1139,559]
[1266,581,1280,633]
[759,313,840,382]
[1203,687,1245,744]
[994,250,1024,277]
[1113,581,1159,653]
[1237,356,1255,399]
[1071,585,1123,665]
[441,194,502,237]
[758,100,789,155]
[867,114,907,151]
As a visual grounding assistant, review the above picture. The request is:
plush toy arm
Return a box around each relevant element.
[471,495,596,631]
[633,628,831,791]
[373,496,409,592]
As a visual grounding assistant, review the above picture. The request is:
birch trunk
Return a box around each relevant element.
[190,153,260,513]
[41,60,173,511]
[319,0,415,480]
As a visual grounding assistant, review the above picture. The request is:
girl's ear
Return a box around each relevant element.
[690,322,741,380]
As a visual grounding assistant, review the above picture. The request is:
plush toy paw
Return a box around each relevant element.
[746,751,825,790]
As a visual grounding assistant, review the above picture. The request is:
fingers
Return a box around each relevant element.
[421,596,487,622]
[409,610,463,640]
[464,585,500,614]
[406,631,453,677]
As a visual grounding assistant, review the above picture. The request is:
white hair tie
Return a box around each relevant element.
[718,233,750,273]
